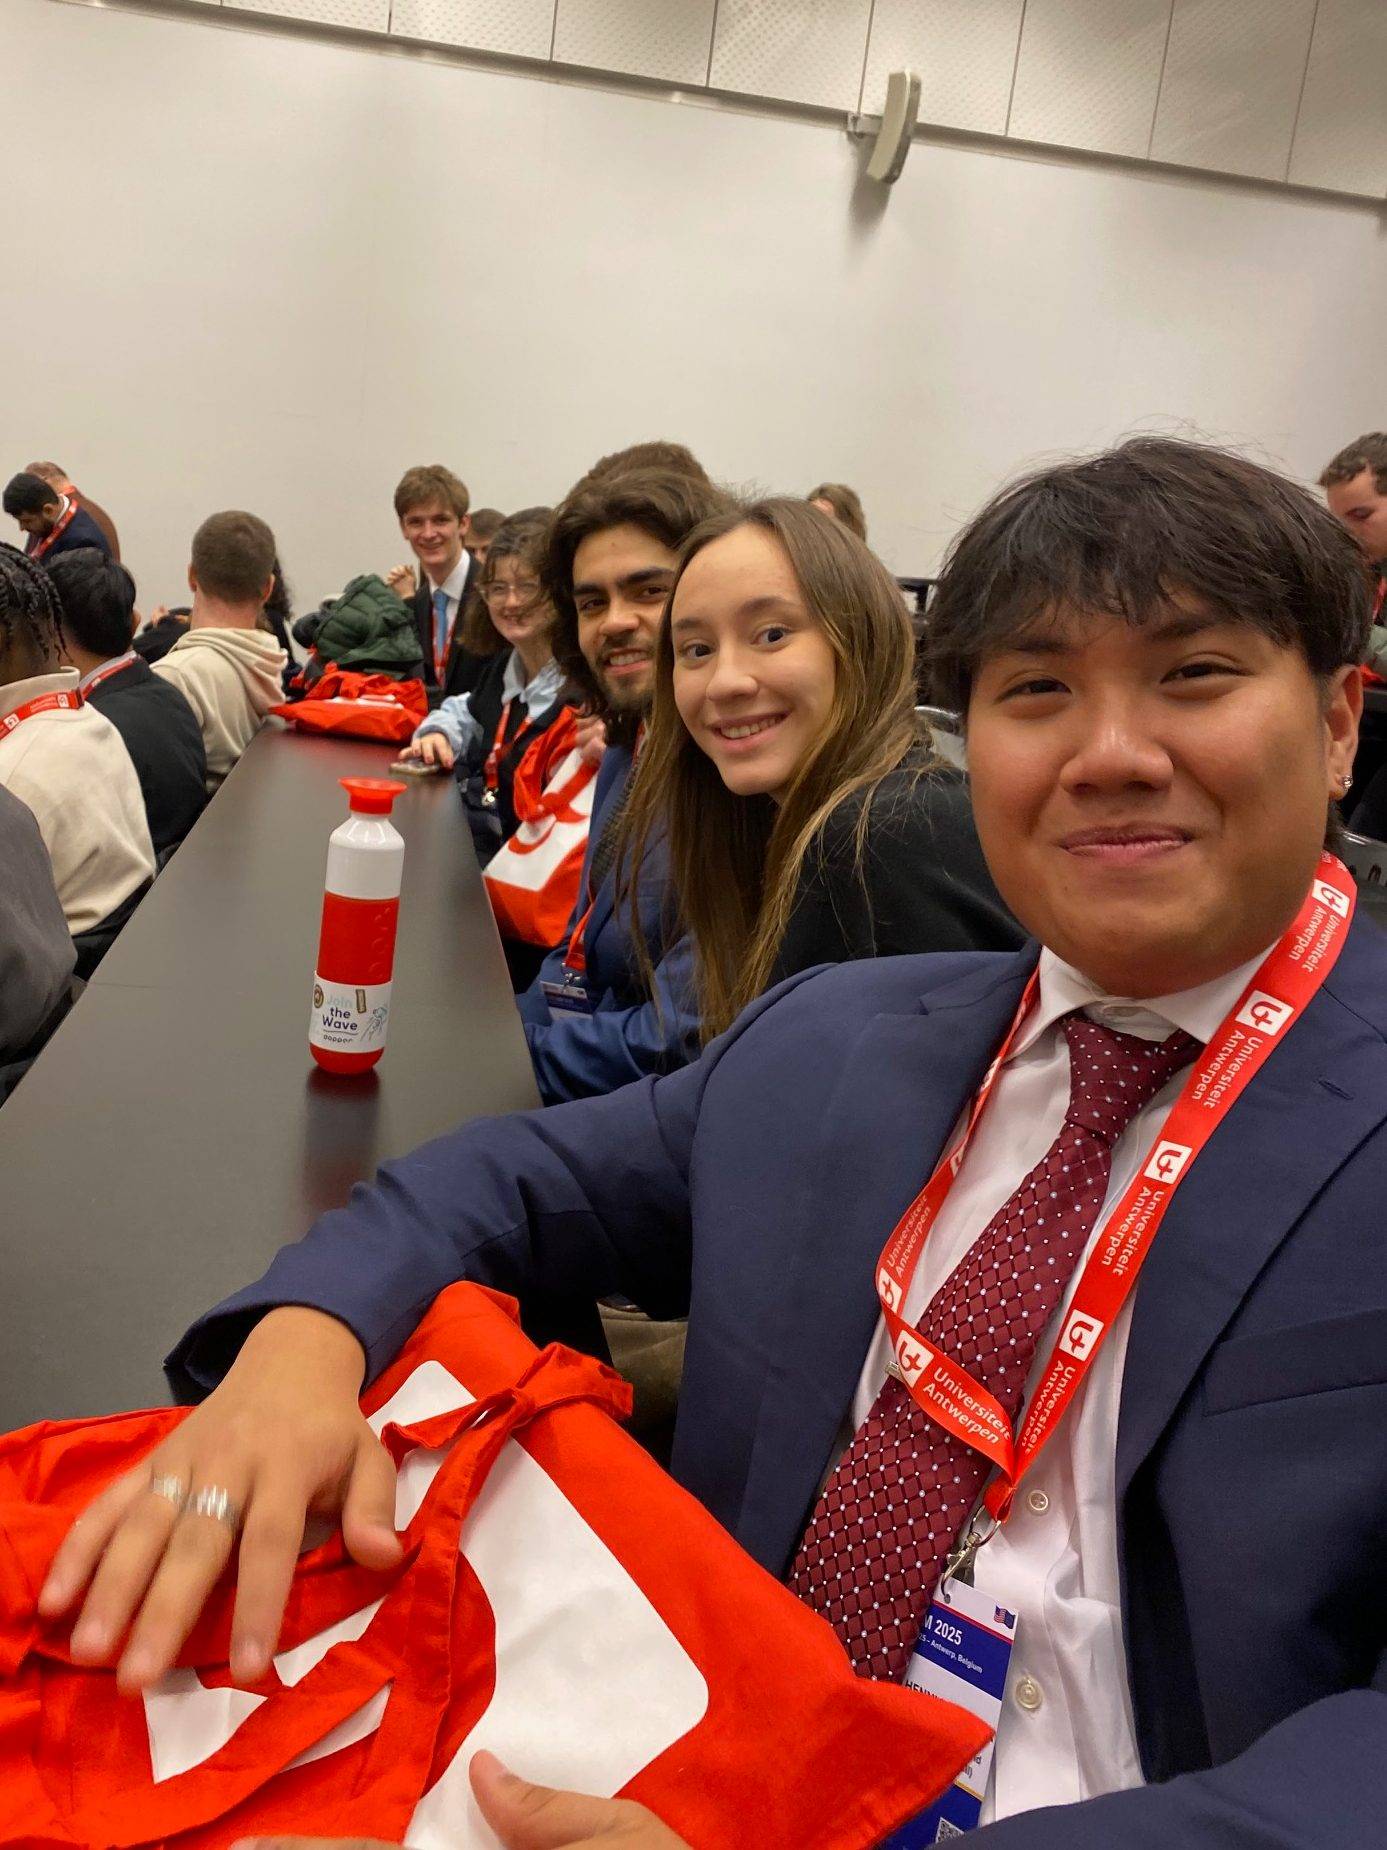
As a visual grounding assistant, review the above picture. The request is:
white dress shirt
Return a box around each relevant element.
[852,944,1270,1823]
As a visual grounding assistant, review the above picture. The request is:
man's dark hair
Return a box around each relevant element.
[924,437,1374,714]
[0,544,64,661]
[468,507,507,543]
[190,510,277,604]
[582,442,712,488]
[3,472,60,519]
[543,470,732,730]
[44,548,136,658]
[1319,433,1387,496]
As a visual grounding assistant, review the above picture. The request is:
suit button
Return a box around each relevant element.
[1026,1488,1050,1514]
[1015,1675,1043,1712]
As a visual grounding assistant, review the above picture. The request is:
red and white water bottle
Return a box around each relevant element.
[309,777,408,1074]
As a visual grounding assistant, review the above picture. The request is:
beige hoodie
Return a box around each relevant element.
[153,629,287,792]
[0,670,156,935]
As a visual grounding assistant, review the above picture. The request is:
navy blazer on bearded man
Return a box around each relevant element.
[171,918,1387,1849]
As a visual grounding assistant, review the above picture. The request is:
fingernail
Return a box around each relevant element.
[70,1619,110,1659]
[231,1640,267,1682]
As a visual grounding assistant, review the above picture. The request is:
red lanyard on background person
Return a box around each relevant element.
[874,852,1357,1568]
[79,651,137,698]
[1,690,83,736]
[29,500,78,561]
[562,722,647,978]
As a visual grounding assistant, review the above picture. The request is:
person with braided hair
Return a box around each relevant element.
[0,546,154,970]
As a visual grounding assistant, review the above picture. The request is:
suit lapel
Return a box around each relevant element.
[1117,922,1387,1499]
[734,953,1036,1571]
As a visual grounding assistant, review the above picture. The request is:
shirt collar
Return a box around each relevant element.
[501,651,563,706]
[0,667,81,723]
[1012,942,1278,1058]
[431,553,470,603]
[77,650,137,692]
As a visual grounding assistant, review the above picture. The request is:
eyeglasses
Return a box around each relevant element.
[480,581,543,608]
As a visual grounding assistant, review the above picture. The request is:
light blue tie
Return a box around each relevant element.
[432,588,450,671]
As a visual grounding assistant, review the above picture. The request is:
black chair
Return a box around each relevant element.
[1339,832,1387,930]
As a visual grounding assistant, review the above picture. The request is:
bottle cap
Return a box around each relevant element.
[340,777,408,815]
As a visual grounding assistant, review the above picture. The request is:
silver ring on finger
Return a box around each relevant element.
[149,1472,190,1513]
[185,1484,245,1535]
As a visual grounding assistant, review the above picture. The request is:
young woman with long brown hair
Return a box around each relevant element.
[621,498,1021,1040]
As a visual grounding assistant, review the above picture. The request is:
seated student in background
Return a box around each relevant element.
[0,782,76,1101]
[517,465,731,1101]
[399,508,562,798]
[1321,432,1387,620]
[25,462,121,562]
[398,508,587,988]
[384,465,496,706]
[45,440,1387,1850]
[151,512,288,793]
[466,506,506,569]
[620,498,1020,1039]
[0,547,155,964]
[3,472,112,562]
[807,480,868,543]
[46,548,207,861]
[1319,434,1387,835]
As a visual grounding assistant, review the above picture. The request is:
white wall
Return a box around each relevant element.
[3,0,1384,612]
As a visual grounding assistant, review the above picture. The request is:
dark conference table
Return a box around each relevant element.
[0,725,542,1429]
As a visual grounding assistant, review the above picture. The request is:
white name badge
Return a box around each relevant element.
[882,1578,1017,1842]
[541,975,594,1017]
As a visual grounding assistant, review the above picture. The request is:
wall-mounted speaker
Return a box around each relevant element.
[864,69,922,185]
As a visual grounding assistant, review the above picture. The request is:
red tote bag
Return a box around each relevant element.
[0,1286,987,1849]
[271,668,428,744]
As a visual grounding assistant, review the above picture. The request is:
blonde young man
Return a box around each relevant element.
[385,465,488,704]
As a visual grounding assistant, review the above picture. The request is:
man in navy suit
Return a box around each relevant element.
[44,441,1385,1849]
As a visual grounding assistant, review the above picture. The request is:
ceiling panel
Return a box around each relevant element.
[1149,0,1316,182]
[862,0,1025,135]
[709,0,874,112]
[388,0,555,58]
[236,0,388,27]
[1289,0,1387,197]
[552,0,716,85]
[1008,0,1173,159]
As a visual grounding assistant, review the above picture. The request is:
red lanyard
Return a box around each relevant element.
[29,500,78,561]
[876,854,1356,1539]
[1,689,83,736]
[483,698,523,795]
[562,722,645,978]
[80,651,137,697]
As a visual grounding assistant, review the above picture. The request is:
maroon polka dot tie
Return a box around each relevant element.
[788,1015,1197,1681]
